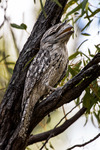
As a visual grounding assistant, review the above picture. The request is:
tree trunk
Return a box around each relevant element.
[0,0,68,150]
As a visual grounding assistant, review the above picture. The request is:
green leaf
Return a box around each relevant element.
[63,0,78,13]
[0,36,3,39]
[20,23,27,30]
[91,114,96,127]
[85,2,89,11]
[83,59,86,66]
[52,0,62,7]
[8,68,13,74]
[94,111,100,125]
[26,147,32,150]
[83,86,99,112]
[75,61,82,70]
[67,0,79,7]
[77,39,88,50]
[69,51,79,60]
[33,0,36,3]
[83,88,91,111]
[84,114,88,126]
[88,8,100,18]
[81,33,91,36]
[82,0,88,15]
[49,142,55,150]
[23,56,35,71]
[76,97,79,104]
[65,1,83,19]
[79,51,90,60]
[81,19,93,31]
[88,48,94,57]
[68,65,76,77]
[11,23,27,30]
[0,55,10,63]
[40,0,47,18]
[46,116,51,124]
[5,62,15,65]
[95,44,100,53]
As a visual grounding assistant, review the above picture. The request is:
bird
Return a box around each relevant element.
[19,20,74,138]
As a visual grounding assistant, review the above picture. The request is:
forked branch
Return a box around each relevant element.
[29,53,100,131]
[28,107,86,145]
[26,53,100,146]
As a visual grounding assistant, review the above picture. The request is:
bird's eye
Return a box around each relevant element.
[49,31,56,36]
[46,26,61,38]
[46,31,57,38]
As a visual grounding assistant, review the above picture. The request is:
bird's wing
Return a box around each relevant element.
[55,59,69,86]
[22,48,51,101]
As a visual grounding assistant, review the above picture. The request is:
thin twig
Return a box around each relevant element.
[39,101,82,150]
[62,105,67,120]
[67,133,100,150]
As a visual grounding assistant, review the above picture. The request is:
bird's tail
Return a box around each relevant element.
[19,94,40,138]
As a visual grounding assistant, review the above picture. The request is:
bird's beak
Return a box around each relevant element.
[56,25,74,38]
[55,23,74,43]
[60,26,73,35]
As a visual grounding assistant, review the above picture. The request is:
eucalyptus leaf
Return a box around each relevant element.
[40,0,47,18]
[52,0,62,7]
[0,55,10,63]
[46,116,51,124]
[8,68,13,74]
[68,65,76,77]
[65,1,83,19]
[49,142,55,150]
[81,19,93,31]
[11,23,27,30]
[81,33,91,36]
[88,8,100,18]
[69,51,79,60]
[82,0,88,15]
[77,39,88,50]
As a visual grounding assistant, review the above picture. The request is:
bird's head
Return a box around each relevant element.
[41,20,74,46]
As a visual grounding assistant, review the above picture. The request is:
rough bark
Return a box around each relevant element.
[0,0,68,150]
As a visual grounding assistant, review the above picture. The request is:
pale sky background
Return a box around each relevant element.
[0,0,100,150]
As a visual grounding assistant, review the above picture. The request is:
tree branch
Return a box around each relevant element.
[67,133,100,150]
[29,53,100,131]
[25,54,100,145]
[27,107,86,145]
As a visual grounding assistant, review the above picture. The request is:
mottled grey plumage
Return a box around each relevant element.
[19,21,74,137]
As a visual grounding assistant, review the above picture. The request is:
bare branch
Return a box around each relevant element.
[27,101,82,146]
[27,107,86,146]
[67,133,100,150]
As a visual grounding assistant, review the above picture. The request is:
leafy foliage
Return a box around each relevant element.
[68,46,100,126]
[63,0,100,31]
[0,52,15,101]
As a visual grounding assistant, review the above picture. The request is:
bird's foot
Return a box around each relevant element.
[45,83,62,93]
[45,83,56,92]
